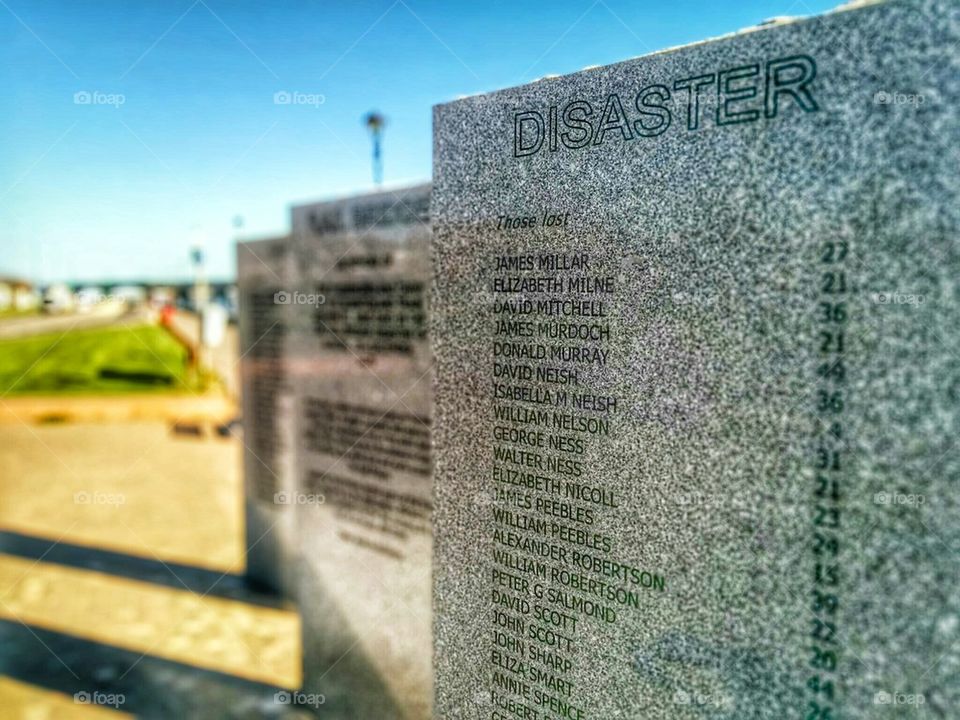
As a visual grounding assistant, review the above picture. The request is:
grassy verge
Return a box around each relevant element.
[0,308,39,319]
[0,324,212,395]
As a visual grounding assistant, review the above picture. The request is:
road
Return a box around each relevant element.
[0,303,130,339]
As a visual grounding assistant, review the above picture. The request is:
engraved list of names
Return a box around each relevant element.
[487,249,664,720]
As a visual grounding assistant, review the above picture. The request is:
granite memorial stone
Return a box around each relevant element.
[236,235,299,596]
[290,184,433,719]
[432,2,960,718]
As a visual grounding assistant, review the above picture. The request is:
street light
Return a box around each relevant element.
[363,111,387,186]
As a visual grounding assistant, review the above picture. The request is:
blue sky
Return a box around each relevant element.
[1,0,837,283]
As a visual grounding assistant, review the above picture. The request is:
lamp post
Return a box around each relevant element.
[189,238,209,369]
[363,111,386,186]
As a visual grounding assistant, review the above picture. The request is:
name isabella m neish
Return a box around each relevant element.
[513,55,819,157]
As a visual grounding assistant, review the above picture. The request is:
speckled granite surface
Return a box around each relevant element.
[432,1,959,717]
[237,236,299,597]
[289,185,433,719]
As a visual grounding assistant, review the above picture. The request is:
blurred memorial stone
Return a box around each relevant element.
[432,2,959,718]
[290,184,432,719]
[236,236,298,596]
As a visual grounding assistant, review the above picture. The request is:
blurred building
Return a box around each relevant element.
[0,277,39,312]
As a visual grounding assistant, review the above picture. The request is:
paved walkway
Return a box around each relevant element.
[0,676,132,719]
[0,422,243,571]
[0,420,308,718]
[0,553,300,688]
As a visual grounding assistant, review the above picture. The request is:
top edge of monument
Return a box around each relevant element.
[236,234,290,252]
[291,181,432,237]
[434,0,890,108]
[289,181,432,214]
